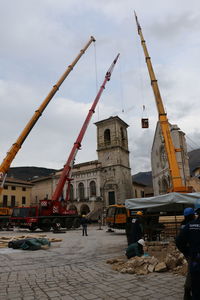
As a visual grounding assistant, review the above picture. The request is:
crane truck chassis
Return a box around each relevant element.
[9,199,80,231]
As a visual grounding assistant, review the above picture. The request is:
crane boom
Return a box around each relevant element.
[52,53,120,202]
[0,36,95,193]
[134,12,189,193]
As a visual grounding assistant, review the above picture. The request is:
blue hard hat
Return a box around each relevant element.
[183,207,195,216]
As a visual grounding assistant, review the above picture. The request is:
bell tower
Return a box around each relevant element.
[95,116,133,206]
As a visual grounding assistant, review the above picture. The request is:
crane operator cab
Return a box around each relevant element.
[141,118,149,128]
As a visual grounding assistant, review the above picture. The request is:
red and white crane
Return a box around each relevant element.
[52,53,120,204]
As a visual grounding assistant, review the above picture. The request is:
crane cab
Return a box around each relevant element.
[141,118,149,128]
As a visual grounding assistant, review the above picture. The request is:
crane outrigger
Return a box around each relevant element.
[134,12,192,193]
[0,36,95,195]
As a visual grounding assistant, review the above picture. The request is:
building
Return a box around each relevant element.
[0,177,33,207]
[31,160,102,215]
[151,122,190,195]
[132,180,145,198]
[95,116,133,205]
[192,166,200,178]
[31,116,133,216]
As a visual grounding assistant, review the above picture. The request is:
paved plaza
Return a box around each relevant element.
[0,225,184,299]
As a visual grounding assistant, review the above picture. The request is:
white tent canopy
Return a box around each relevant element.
[125,192,200,210]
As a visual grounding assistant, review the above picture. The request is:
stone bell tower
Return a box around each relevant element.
[95,116,133,206]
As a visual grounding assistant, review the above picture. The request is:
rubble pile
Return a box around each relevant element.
[106,241,188,275]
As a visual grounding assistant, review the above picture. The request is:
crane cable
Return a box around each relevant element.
[136,32,148,121]
[186,135,200,150]
[119,56,125,113]
[93,42,99,120]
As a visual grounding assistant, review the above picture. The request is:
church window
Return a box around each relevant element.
[78,182,85,200]
[70,184,74,200]
[90,181,96,196]
[104,129,111,145]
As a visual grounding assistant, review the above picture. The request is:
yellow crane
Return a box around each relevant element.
[0,36,95,195]
[134,12,191,193]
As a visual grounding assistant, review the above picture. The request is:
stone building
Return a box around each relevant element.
[151,122,190,195]
[0,177,32,207]
[95,116,133,206]
[31,116,133,216]
[132,181,145,198]
[31,160,102,215]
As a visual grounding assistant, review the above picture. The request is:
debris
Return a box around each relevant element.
[154,262,167,272]
[106,241,187,276]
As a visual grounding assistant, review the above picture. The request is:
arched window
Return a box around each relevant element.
[120,127,125,140]
[158,179,161,194]
[78,182,85,200]
[80,204,90,215]
[161,177,168,194]
[120,127,125,146]
[90,181,96,196]
[69,184,74,200]
[104,129,111,145]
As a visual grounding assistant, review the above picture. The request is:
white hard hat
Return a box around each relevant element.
[138,239,145,246]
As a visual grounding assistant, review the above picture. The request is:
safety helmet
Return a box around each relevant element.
[138,239,145,246]
[183,207,195,217]
[136,211,143,216]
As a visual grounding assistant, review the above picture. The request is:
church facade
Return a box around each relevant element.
[151,122,190,195]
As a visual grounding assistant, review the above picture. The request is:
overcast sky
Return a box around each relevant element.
[1,0,200,175]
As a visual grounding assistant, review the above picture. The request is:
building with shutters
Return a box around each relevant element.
[0,177,33,207]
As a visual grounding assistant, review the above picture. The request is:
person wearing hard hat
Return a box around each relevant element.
[127,211,144,246]
[178,208,195,300]
[180,207,195,230]
[125,239,145,259]
[176,207,200,300]
[80,214,89,236]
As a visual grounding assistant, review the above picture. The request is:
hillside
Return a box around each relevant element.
[8,167,56,181]
[132,171,152,186]
[188,148,200,175]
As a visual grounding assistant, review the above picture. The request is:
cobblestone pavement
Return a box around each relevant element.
[0,226,184,300]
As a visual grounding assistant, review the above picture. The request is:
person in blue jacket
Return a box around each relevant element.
[176,208,200,300]
[180,207,196,300]
[80,215,88,236]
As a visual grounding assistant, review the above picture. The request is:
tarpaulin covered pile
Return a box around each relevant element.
[125,192,200,211]
[8,238,51,250]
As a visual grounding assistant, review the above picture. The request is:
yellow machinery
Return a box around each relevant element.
[0,36,95,195]
[0,207,12,229]
[134,12,192,193]
[106,204,128,229]
[0,207,12,216]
